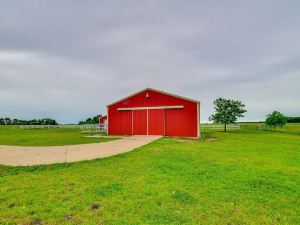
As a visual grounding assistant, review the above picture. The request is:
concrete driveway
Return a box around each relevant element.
[0,135,161,166]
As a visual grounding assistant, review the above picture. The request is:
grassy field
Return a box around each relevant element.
[0,126,117,146]
[0,129,299,224]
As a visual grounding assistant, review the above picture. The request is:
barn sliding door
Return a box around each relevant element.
[125,107,185,136]
[148,109,164,135]
[132,110,147,135]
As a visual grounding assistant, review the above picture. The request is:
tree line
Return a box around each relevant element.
[0,115,103,125]
[287,117,300,123]
[78,114,102,125]
[0,118,57,125]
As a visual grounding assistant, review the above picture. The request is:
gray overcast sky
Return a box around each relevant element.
[0,0,299,123]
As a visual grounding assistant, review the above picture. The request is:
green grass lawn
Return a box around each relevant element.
[0,126,117,146]
[0,129,300,224]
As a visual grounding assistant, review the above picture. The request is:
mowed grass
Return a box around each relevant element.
[0,129,299,224]
[0,126,117,146]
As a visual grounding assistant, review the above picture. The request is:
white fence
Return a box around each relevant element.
[20,125,80,129]
[200,124,240,130]
[243,123,298,132]
[20,124,107,132]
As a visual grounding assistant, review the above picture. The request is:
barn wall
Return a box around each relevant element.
[107,89,198,137]
[108,109,132,135]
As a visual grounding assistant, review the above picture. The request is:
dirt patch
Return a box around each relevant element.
[64,215,74,221]
[172,138,198,143]
[8,203,15,208]
[31,218,42,225]
[205,138,217,142]
[91,203,101,210]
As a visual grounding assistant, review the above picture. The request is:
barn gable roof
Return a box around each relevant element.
[107,87,200,107]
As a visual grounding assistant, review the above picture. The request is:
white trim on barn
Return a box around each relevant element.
[197,102,200,138]
[117,105,184,111]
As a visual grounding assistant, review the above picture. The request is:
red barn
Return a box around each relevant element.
[106,88,200,138]
[99,115,107,125]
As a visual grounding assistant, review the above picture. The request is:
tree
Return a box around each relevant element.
[93,114,101,123]
[12,119,20,125]
[209,98,247,131]
[78,114,102,125]
[4,118,11,125]
[265,111,287,127]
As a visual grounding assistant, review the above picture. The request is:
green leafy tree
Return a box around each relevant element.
[4,118,11,125]
[209,98,247,131]
[78,114,102,124]
[12,119,20,125]
[93,115,101,123]
[265,111,287,127]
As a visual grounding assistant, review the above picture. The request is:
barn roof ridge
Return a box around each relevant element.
[106,87,200,107]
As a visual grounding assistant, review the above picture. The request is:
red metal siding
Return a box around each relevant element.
[108,89,199,137]
[108,109,132,135]
[165,107,197,137]
[133,110,147,135]
[99,115,107,124]
[148,109,164,135]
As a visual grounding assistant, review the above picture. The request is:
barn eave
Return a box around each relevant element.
[106,87,200,108]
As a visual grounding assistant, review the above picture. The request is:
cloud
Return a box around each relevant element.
[0,0,299,123]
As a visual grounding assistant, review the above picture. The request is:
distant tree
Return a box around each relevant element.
[78,114,102,125]
[4,118,11,125]
[209,98,247,131]
[93,115,101,123]
[32,119,38,125]
[19,120,27,125]
[287,117,300,123]
[265,111,287,127]
[46,118,57,125]
[0,118,5,125]
[12,119,20,125]
[36,118,57,125]
[86,118,94,124]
